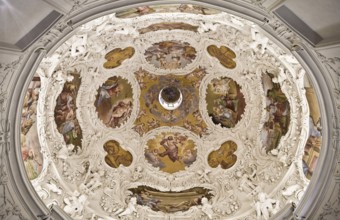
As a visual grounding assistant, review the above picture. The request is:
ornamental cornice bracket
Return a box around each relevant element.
[332,115,340,142]
[0,119,10,154]
[291,44,304,53]
[0,162,8,185]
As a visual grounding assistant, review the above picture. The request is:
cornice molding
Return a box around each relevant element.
[288,44,339,219]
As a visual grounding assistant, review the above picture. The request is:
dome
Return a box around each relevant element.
[1,1,339,220]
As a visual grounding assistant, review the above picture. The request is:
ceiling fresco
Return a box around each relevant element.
[302,78,322,179]
[115,4,220,18]
[103,47,135,69]
[21,77,43,180]
[129,186,212,213]
[207,45,237,69]
[95,76,133,128]
[138,22,199,34]
[20,4,323,219]
[144,40,197,70]
[208,140,238,169]
[261,73,290,153]
[206,77,245,128]
[145,132,197,173]
[133,68,207,136]
[104,140,133,168]
[54,70,83,152]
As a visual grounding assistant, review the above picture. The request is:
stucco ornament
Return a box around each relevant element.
[29,10,309,219]
[255,192,280,220]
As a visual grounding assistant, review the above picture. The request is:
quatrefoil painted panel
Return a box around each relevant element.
[208,140,237,169]
[103,140,133,168]
[207,45,236,69]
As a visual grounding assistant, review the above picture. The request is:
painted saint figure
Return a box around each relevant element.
[145,132,197,173]
[158,136,179,162]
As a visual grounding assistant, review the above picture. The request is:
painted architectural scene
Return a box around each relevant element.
[145,132,197,173]
[208,141,237,169]
[54,70,83,152]
[144,40,197,70]
[21,76,43,180]
[133,69,208,136]
[115,4,220,18]
[103,47,135,69]
[138,22,198,34]
[207,45,236,69]
[261,73,290,153]
[103,140,133,168]
[129,186,212,213]
[206,77,246,128]
[95,76,133,128]
[302,81,322,179]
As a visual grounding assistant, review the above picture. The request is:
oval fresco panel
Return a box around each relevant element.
[145,132,197,173]
[261,73,290,153]
[302,79,322,179]
[103,140,133,168]
[54,70,83,152]
[206,77,246,128]
[208,140,237,169]
[95,76,133,128]
[145,40,196,70]
[21,76,43,180]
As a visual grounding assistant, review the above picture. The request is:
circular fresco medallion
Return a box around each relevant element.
[95,76,133,128]
[206,77,246,128]
[145,132,197,173]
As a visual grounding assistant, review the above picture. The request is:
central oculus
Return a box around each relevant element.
[159,86,183,110]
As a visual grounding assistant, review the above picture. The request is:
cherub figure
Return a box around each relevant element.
[63,191,87,219]
[201,197,214,219]
[255,192,280,220]
[158,136,180,162]
[82,169,104,193]
[132,166,143,181]
[118,197,137,217]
